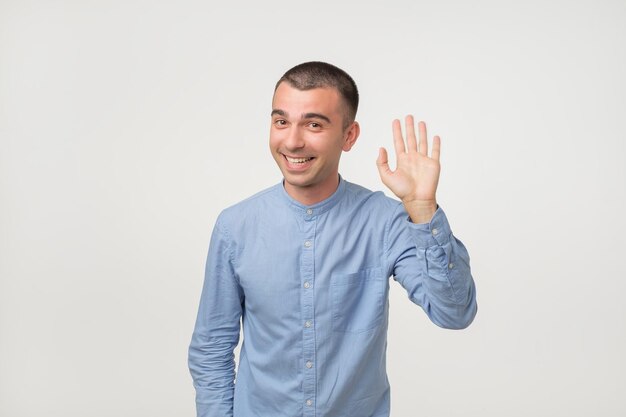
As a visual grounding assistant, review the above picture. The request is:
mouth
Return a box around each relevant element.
[282,154,316,171]
[284,155,315,164]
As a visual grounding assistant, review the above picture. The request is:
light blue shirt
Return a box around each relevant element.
[189,177,477,417]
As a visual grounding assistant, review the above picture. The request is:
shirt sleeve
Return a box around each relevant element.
[188,217,244,417]
[386,204,477,329]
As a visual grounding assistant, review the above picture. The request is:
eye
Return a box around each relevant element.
[308,122,322,129]
[274,119,287,127]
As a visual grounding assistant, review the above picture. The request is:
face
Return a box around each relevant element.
[270,82,360,204]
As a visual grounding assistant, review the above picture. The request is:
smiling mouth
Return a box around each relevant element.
[284,155,315,164]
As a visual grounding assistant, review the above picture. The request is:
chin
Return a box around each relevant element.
[283,175,314,189]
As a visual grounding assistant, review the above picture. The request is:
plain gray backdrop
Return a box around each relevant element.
[1,0,625,416]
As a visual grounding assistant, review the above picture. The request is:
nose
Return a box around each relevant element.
[284,126,305,151]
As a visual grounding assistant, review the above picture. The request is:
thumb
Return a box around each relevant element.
[376,147,392,180]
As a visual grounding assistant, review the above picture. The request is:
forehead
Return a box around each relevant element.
[272,83,343,117]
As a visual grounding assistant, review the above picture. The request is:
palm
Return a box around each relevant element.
[376,116,441,203]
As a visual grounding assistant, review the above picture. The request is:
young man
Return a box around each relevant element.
[189,62,477,417]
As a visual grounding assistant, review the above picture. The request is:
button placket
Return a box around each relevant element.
[300,212,316,416]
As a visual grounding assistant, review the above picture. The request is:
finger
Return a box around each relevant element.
[392,119,406,154]
[432,135,441,161]
[418,121,428,155]
[376,147,393,180]
[405,115,418,152]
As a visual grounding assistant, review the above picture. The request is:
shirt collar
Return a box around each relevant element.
[276,175,347,217]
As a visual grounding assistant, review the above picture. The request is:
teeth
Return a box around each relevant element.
[286,156,313,164]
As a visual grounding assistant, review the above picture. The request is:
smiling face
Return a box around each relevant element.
[270,82,360,205]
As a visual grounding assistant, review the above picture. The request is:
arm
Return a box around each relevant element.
[378,116,477,328]
[386,203,477,329]
[188,218,243,417]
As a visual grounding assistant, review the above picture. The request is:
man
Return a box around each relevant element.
[189,61,477,417]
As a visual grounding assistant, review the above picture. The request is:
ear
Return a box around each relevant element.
[342,121,360,152]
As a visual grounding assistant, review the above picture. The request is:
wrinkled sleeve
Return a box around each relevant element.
[386,204,477,329]
[188,217,244,417]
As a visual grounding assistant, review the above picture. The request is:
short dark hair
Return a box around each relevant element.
[275,61,359,129]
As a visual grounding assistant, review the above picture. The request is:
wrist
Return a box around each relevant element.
[402,199,437,224]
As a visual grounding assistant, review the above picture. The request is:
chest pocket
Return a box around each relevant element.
[331,267,385,333]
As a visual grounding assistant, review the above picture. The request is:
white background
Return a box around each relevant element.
[1,0,625,416]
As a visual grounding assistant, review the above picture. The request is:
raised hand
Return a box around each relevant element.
[376,115,441,223]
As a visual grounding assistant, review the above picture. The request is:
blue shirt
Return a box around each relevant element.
[189,177,477,417]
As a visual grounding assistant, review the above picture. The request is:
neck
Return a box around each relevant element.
[284,175,340,206]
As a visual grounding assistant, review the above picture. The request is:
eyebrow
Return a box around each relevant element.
[271,109,332,124]
[303,112,331,124]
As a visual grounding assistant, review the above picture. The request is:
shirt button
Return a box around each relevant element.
[304,320,312,328]
[304,240,312,248]
[432,228,439,236]
[306,361,313,369]
[448,263,455,269]
[303,281,311,289]
[306,399,313,406]
[306,208,313,215]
